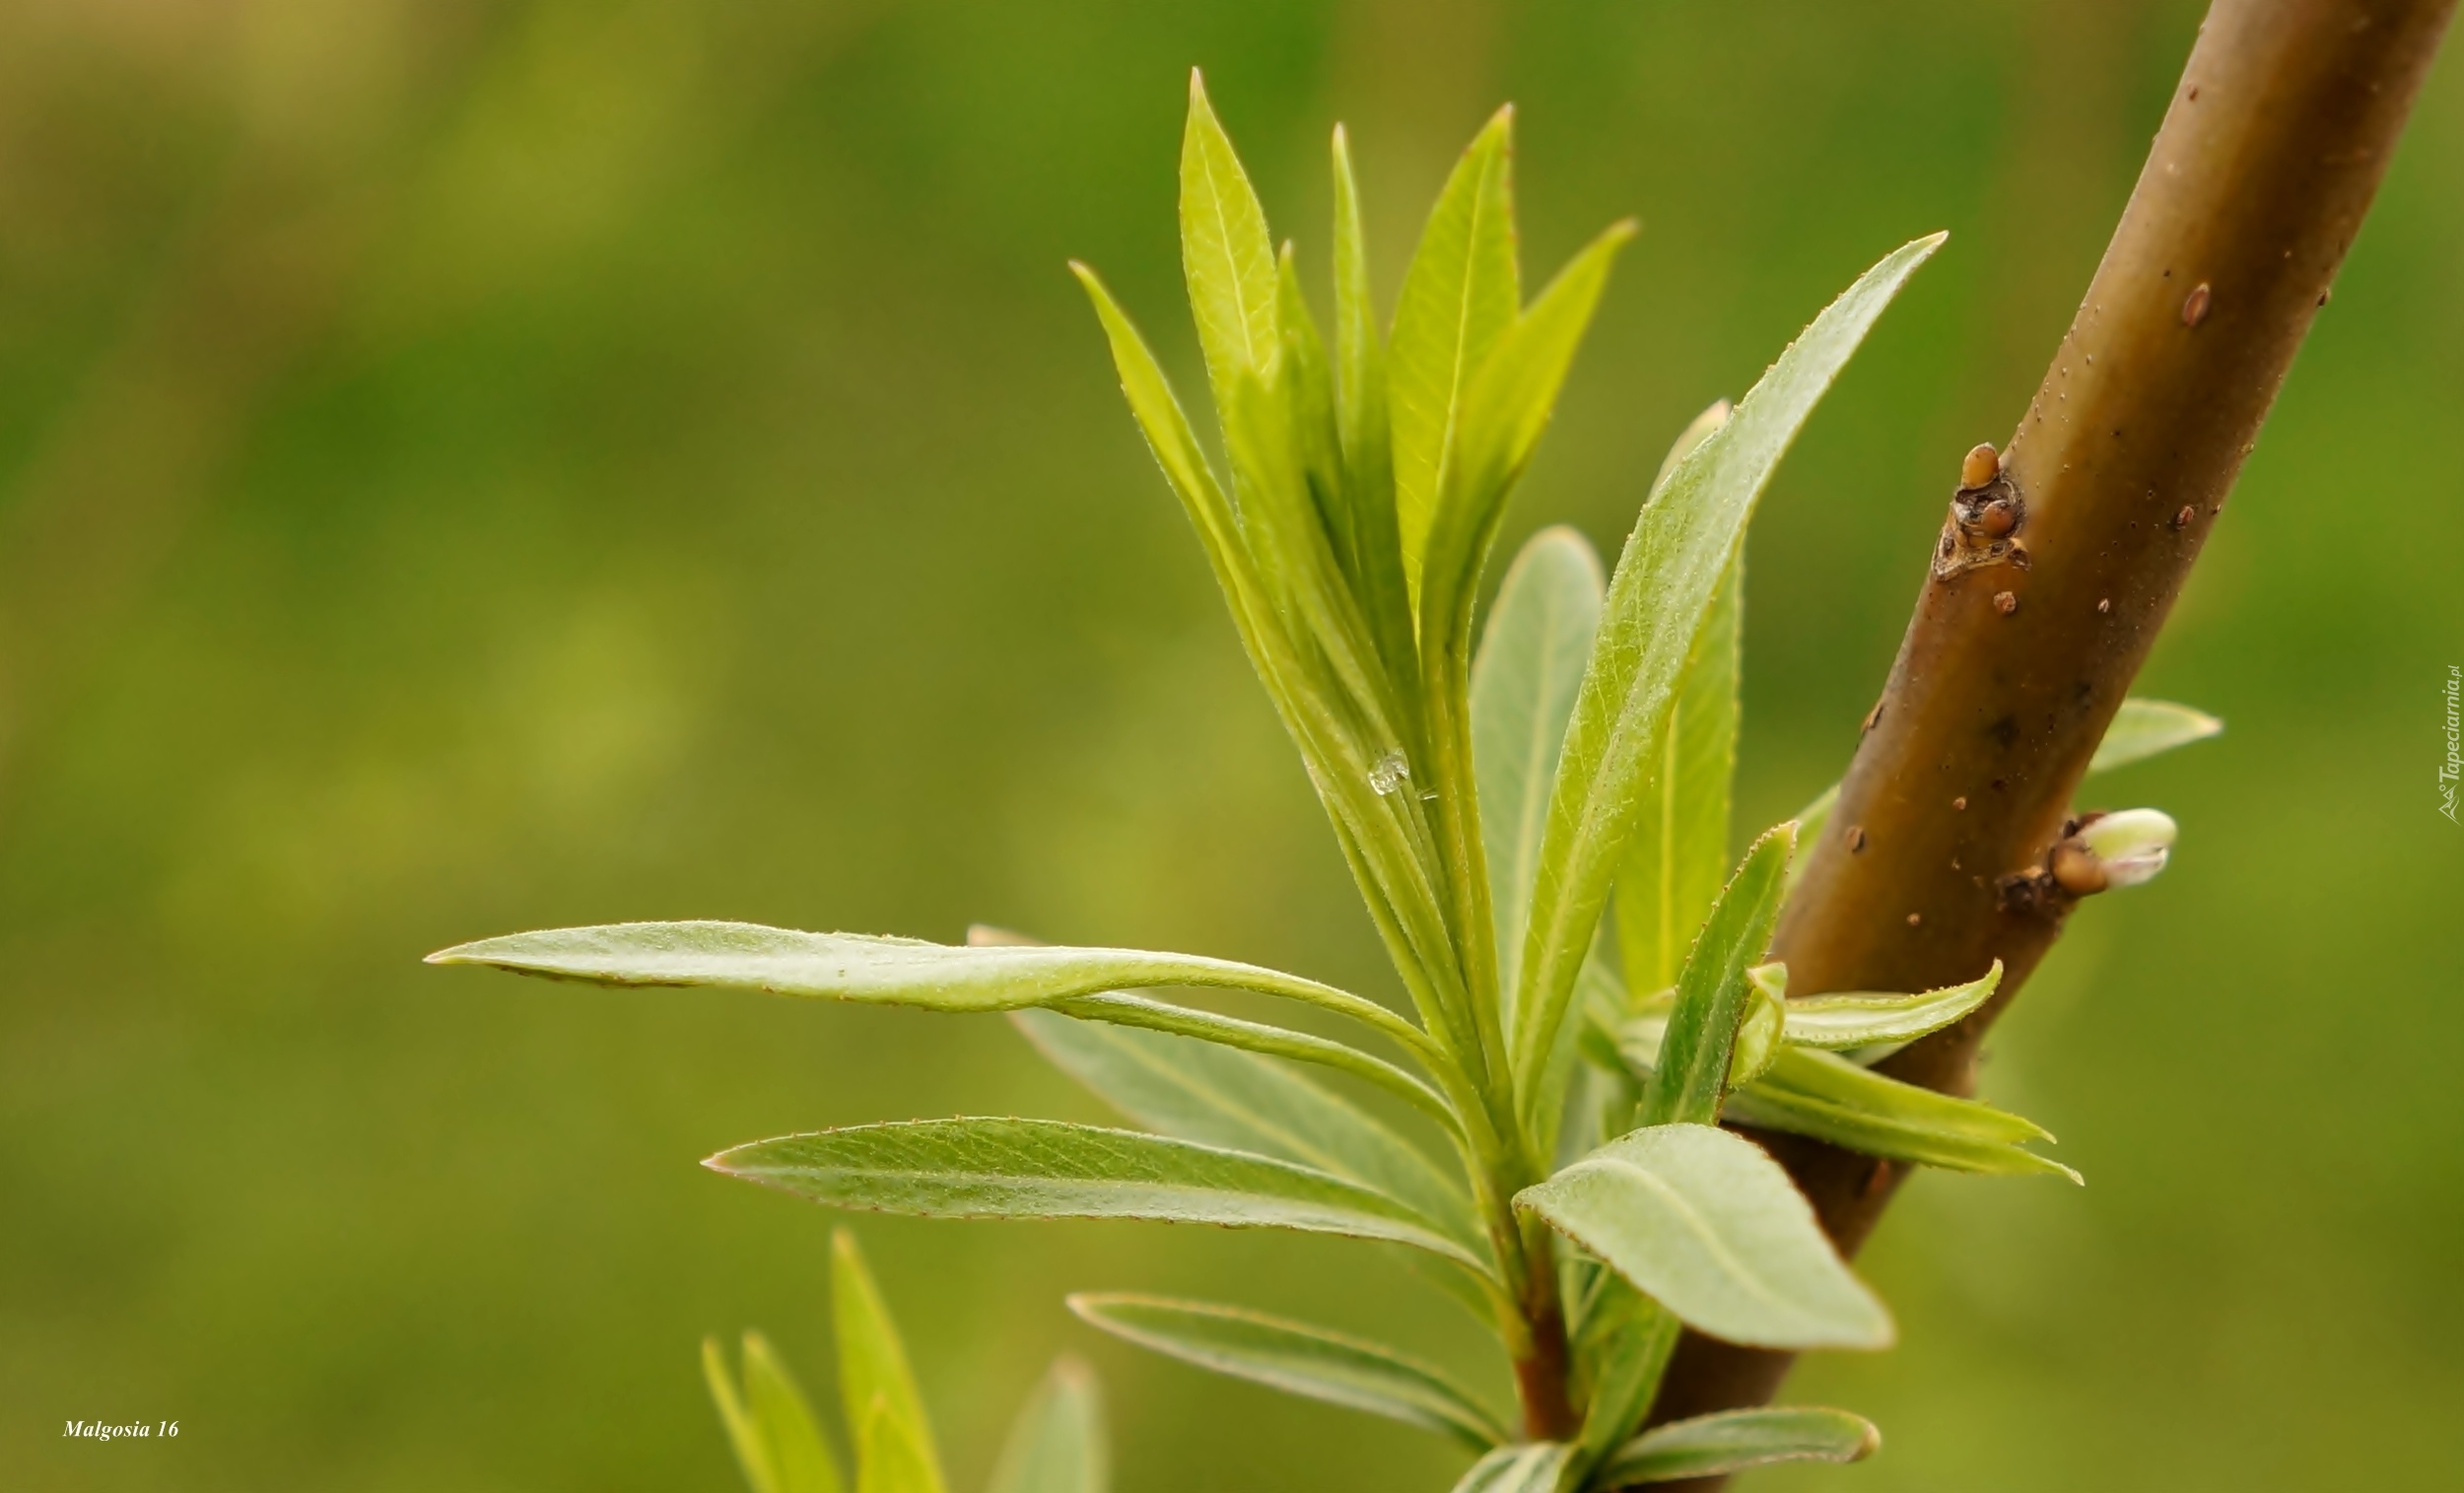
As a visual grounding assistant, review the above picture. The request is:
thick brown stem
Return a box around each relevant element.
[1642,0,2456,1467]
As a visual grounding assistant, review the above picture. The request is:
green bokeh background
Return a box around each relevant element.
[4,2,2458,1488]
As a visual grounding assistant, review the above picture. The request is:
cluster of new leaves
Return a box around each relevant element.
[704,1229,1107,1493]
[435,75,2221,1493]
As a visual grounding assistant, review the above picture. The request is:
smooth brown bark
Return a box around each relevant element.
[1640,0,2456,1471]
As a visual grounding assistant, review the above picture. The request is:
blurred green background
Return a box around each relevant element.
[3,1,2458,1488]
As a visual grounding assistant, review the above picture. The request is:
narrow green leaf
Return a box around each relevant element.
[1615,533,1741,998]
[1518,1122,1894,1350]
[1073,265,1477,1066]
[715,1120,1488,1269]
[2088,697,2224,775]
[430,920,1415,1044]
[1636,826,1794,1129]
[1597,1407,1879,1485]
[1011,1007,1478,1254]
[1180,70,1279,409]
[707,1335,784,1493]
[1513,235,1945,1093]
[744,1333,846,1493]
[1428,220,1635,568]
[1727,1048,2079,1182]
[833,1232,946,1493]
[1419,225,1634,688]
[1068,1293,1507,1450]
[1450,1442,1573,1493]
[1472,525,1607,1013]
[1389,108,1518,592]
[1330,125,1416,690]
[986,1359,1108,1493]
[856,1400,942,1493]
[1780,962,2003,1051]
[1042,991,1452,1126]
[1070,263,1245,575]
[1571,1287,1679,1469]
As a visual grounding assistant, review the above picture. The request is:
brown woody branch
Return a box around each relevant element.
[1641,0,2457,1468]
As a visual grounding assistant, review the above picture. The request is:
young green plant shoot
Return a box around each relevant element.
[432,75,2216,1491]
[705,1228,1108,1493]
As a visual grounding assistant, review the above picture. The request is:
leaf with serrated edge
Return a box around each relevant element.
[986,1359,1108,1493]
[1011,1007,1478,1255]
[1513,235,1944,1094]
[1069,1293,1506,1450]
[1472,526,1606,1016]
[716,1120,1488,1270]
[1179,71,1278,412]
[1780,962,2002,1050]
[1597,1407,1878,1485]
[2088,697,2224,775]
[1389,109,1518,594]
[1450,1442,1573,1493]
[833,1232,946,1493]
[1518,1122,1893,1350]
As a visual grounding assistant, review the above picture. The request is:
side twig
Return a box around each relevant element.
[1644,0,2457,1461]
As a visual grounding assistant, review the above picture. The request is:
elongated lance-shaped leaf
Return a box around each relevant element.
[707,1333,848,1493]
[715,1120,1490,1270]
[430,920,1422,1049]
[1512,235,1944,1095]
[1072,263,1478,1067]
[1781,961,2003,1050]
[1390,108,1518,597]
[1011,1006,1479,1255]
[1597,1407,1879,1485]
[833,1231,947,1493]
[1725,1048,2079,1182]
[856,1401,941,1493]
[1635,825,1793,1129]
[1042,990,1453,1126]
[960,921,1447,1120]
[1180,71,1278,414]
[1222,355,1414,770]
[1273,248,1354,608]
[2088,697,2224,775]
[1330,125,1417,696]
[1450,1442,1573,1493]
[1417,220,1637,1101]
[1472,525,1606,1018]
[1571,1285,1679,1470]
[1615,408,1740,996]
[1068,1293,1508,1450]
[1519,1121,1893,1350]
[986,1360,1108,1493]
[706,1337,776,1493]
